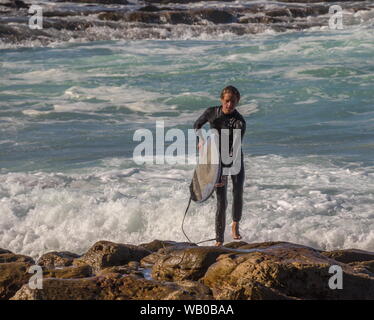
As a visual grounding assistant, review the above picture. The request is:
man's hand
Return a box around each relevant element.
[198,140,205,151]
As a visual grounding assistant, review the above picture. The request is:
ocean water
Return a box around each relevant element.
[0,17,373,258]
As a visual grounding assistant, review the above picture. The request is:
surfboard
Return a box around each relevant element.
[189,133,221,203]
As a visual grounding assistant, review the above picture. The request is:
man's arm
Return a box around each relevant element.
[234,119,246,141]
[193,107,213,146]
[193,107,212,130]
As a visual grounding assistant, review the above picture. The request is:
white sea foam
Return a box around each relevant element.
[0,154,373,259]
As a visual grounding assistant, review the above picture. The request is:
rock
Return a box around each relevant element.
[73,240,151,273]
[140,243,198,267]
[37,251,80,268]
[1,0,28,9]
[97,261,144,278]
[0,253,34,264]
[98,12,127,21]
[140,239,196,252]
[126,12,162,24]
[0,248,12,254]
[99,274,213,300]
[151,246,235,281]
[203,242,374,300]
[145,0,234,4]
[139,5,162,12]
[223,241,249,249]
[322,249,374,264]
[11,274,212,300]
[56,0,129,4]
[0,262,33,300]
[349,261,374,275]
[43,265,93,279]
[194,9,237,24]
[11,277,101,300]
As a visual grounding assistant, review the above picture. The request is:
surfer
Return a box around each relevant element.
[194,86,246,246]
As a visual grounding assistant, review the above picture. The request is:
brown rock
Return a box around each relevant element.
[99,274,212,300]
[144,0,234,3]
[203,242,374,300]
[11,277,101,300]
[0,249,12,254]
[58,0,129,4]
[0,253,34,264]
[322,249,374,263]
[11,274,212,300]
[0,262,33,300]
[43,265,93,279]
[151,246,235,281]
[126,12,162,24]
[37,251,80,268]
[73,240,151,273]
[194,9,236,24]
[349,261,374,275]
[224,241,249,249]
[140,239,196,252]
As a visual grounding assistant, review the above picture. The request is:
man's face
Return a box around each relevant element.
[221,93,239,114]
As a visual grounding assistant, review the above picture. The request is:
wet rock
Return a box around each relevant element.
[126,11,162,24]
[139,5,169,12]
[11,274,212,300]
[37,251,80,268]
[139,239,182,252]
[151,246,235,281]
[100,274,213,300]
[73,240,151,273]
[11,276,101,300]
[322,249,374,264]
[161,11,196,24]
[266,8,292,17]
[1,0,28,9]
[349,260,374,275]
[97,261,144,278]
[194,9,237,24]
[0,252,34,264]
[0,262,33,300]
[223,241,249,249]
[98,11,127,21]
[203,243,374,300]
[145,0,235,3]
[43,265,93,279]
[56,0,129,4]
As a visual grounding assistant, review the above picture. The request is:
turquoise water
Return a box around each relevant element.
[0,27,373,257]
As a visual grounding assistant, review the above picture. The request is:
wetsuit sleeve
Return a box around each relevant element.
[193,107,214,142]
[234,119,246,141]
[193,107,212,130]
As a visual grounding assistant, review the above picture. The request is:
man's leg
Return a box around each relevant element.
[231,162,245,239]
[215,178,227,245]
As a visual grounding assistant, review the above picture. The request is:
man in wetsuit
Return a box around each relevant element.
[193,86,246,246]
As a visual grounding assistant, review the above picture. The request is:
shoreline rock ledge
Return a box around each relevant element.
[1,240,373,300]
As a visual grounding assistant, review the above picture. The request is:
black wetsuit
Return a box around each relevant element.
[194,106,246,243]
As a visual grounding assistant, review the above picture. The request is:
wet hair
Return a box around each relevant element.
[220,85,240,102]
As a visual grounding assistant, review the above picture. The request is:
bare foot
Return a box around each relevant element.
[215,242,223,247]
[232,222,242,240]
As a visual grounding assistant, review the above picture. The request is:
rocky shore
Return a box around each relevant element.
[1,239,373,300]
[1,0,373,45]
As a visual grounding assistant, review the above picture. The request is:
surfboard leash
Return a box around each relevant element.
[181,196,216,245]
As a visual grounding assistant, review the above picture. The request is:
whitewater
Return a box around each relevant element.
[0,10,373,258]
